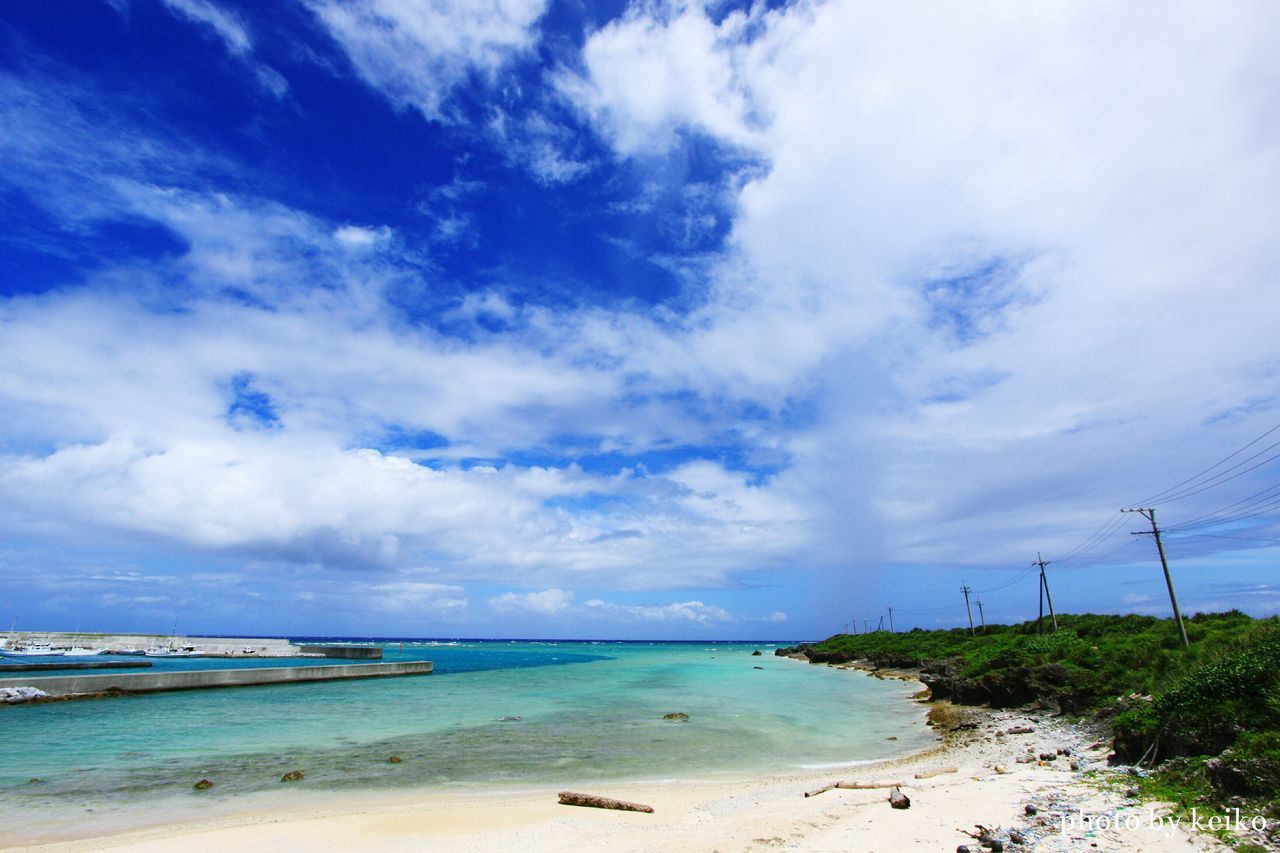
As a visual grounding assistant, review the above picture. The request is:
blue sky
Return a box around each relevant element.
[1,0,1278,640]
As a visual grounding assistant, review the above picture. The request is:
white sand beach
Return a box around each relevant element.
[21,670,1231,853]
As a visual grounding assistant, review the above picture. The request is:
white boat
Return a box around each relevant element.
[62,647,107,656]
[144,647,193,657]
[0,643,64,657]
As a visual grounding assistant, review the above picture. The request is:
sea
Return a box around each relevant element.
[0,639,935,844]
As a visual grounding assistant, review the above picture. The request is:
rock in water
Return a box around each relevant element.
[751,650,762,656]
[888,786,910,809]
[387,756,402,764]
[662,712,689,721]
[193,779,213,790]
[280,770,305,782]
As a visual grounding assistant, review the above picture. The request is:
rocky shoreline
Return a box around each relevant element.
[779,644,1280,851]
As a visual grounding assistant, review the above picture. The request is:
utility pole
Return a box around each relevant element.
[1034,553,1057,633]
[961,583,975,636]
[976,598,986,632]
[888,606,895,633]
[1123,507,1190,647]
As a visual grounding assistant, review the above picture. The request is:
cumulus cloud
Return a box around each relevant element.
[583,598,733,624]
[489,588,574,615]
[557,0,1280,571]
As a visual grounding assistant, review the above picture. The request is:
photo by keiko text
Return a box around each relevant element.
[1057,807,1268,836]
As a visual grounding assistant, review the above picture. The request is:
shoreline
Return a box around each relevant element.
[14,665,1228,851]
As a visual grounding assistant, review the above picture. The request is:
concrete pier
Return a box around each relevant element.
[0,661,432,699]
[0,660,153,673]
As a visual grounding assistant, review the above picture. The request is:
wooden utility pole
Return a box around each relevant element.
[887,606,895,633]
[961,583,975,636]
[1123,507,1190,647]
[976,598,986,632]
[1034,553,1057,633]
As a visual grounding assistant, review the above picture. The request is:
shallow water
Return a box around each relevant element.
[0,641,935,843]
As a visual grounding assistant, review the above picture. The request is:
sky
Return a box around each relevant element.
[1,0,1278,640]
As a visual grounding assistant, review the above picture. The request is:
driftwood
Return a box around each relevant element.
[913,766,957,779]
[888,786,911,809]
[558,791,654,813]
[804,780,907,797]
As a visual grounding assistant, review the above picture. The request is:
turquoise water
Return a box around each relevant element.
[0,641,934,843]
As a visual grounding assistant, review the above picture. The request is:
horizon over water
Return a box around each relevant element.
[0,639,935,845]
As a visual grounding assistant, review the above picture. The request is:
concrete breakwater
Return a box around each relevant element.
[0,661,433,700]
[0,660,153,672]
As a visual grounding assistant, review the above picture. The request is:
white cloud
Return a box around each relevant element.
[489,588,574,615]
[583,598,733,624]
[556,0,1280,570]
[370,581,469,615]
[763,611,787,623]
[157,0,289,98]
[333,224,393,250]
[305,0,548,120]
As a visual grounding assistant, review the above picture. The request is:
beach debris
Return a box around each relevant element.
[1005,724,1035,735]
[557,791,654,813]
[992,764,1008,774]
[28,778,43,784]
[804,780,907,797]
[497,715,522,722]
[886,736,898,741]
[387,756,402,763]
[959,824,1005,850]
[662,712,689,721]
[280,770,305,782]
[888,786,911,809]
[753,666,764,670]
[913,766,957,779]
[193,779,213,790]
[1024,803,1037,816]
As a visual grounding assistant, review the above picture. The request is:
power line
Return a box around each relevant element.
[1165,481,1280,530]
[1168,492,1280,533]
[1166,532,1280,545]
[1053,512,1129,565]
[1147,445,1280,505]
[1135,420,1280,504]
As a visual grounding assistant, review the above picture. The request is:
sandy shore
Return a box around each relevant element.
[21,670,1230,852]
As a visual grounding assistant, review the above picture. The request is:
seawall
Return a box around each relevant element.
[0,661,433,699]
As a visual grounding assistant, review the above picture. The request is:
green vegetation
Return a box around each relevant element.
[782,611,1280,826]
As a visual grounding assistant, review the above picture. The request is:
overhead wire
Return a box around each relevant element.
[1135,420,1280,505]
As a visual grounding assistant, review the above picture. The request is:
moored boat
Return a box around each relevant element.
[0,643,64,657]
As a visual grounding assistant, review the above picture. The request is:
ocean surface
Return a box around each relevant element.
[0,640,935,843]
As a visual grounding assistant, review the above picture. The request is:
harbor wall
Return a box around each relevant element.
[0,661,432,697]
[297,644,382,659]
